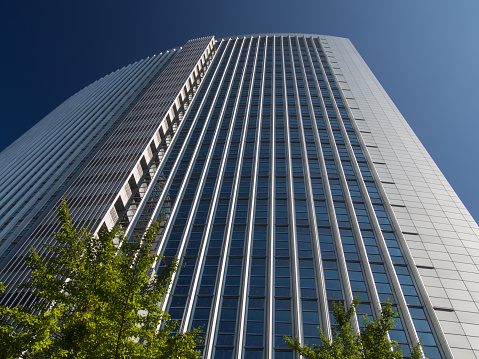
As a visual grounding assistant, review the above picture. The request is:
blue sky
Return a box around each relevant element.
[1,1,479,222]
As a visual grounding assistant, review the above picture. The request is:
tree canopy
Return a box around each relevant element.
[0,200,202,358]
[285,299,423,359]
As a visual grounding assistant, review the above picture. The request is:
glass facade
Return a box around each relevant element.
[4,33,479,358]
[125,35,442,358]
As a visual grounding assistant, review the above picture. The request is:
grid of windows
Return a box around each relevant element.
[150,35,447,358]
[1,34,458,359]
[153,36,450,358]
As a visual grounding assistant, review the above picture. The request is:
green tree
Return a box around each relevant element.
[285,299,423,359]
[0,200,202,359]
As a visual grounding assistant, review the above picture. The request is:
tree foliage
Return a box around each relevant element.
[285,299,423,359]
[0,200,202,359]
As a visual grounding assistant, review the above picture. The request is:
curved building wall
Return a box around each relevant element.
[0,36,216,306]
[0,51,174,252]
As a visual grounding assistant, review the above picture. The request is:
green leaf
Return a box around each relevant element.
[0,199,202,358]
[285,297,424,359]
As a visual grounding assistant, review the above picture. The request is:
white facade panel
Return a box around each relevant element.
[325,35,479,358]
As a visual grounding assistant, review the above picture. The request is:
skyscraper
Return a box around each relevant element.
[1,33,478,358]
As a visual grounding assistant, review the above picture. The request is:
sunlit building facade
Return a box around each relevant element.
[1,34,479,358]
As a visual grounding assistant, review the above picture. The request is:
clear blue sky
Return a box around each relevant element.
[1,1,479,222]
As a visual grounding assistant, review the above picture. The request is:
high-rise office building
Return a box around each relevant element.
[1,34,478,358]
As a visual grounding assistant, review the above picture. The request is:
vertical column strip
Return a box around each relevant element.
[282,36,303,354]
[176,39,242,331]
[301,37,358,330]
[265,35,276,359]
[291,36,331,338]
[310,38,384,321]
[165,39,245,329]
[204,36,255,358]
[183,38,247,347]
[160,38,242,315]
[235,35,266,358]
[146,41,231,259]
